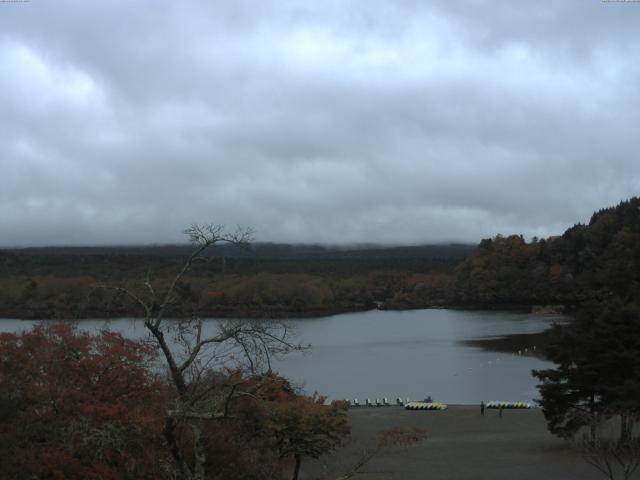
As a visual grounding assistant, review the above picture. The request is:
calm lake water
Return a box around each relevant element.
[0,309,564,404]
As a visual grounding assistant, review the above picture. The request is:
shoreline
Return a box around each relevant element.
[302,405,606,480]
[0,302,570,321]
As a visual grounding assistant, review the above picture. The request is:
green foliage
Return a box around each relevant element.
[455,197,640,307]
[533,301,640,438]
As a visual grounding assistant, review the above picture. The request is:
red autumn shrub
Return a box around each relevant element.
[0,323,169,479]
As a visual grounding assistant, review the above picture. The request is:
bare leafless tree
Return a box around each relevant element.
[101,224,304,480]
[331,427,426,480]
[575,411,640,480]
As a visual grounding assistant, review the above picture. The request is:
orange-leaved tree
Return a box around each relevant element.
[256,374,350,480]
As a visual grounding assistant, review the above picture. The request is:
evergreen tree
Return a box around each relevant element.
[533,301,640,439]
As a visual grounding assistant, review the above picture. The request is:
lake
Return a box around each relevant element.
[0,309,564,404]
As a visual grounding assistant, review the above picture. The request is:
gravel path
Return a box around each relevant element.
[301,405,631,480]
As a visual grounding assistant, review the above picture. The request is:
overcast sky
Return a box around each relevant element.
[2,1,639,247]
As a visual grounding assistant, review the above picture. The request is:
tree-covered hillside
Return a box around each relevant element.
[454,197,640,308]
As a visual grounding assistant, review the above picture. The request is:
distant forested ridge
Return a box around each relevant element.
[1,198,638,319]
[453,197,640,309]
[4,243,474,261]
[0,243,472,319]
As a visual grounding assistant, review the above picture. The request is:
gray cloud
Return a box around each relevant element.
[1,0,639,246]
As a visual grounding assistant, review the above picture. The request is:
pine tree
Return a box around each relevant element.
[533,301,640,439]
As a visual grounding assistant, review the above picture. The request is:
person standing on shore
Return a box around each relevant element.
[480,400,485,416]
[499,404,503,418]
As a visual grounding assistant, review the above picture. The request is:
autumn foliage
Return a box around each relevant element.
[0,324,168,479]
[255,375,350,480]
[0,325,351,480]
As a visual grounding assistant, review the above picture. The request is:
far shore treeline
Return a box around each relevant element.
[1,197,639,320]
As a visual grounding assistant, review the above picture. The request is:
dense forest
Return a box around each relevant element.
[1,197,639,319]
[0,243,472,319]
[453,197,640,309]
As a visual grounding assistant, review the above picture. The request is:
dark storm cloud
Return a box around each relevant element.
[1,0,639,246]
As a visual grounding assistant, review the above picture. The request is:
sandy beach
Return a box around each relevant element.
[302,405,628,480]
